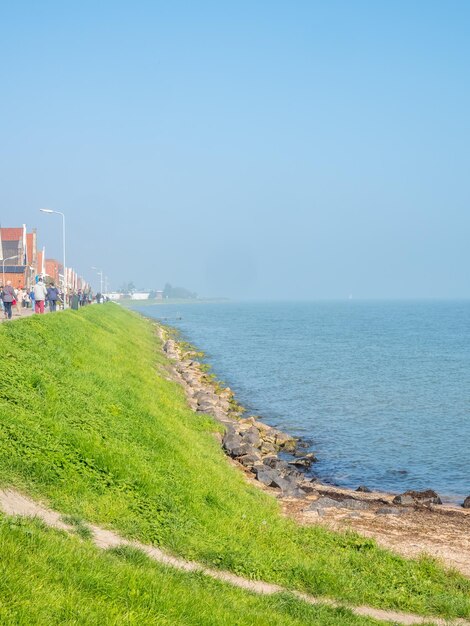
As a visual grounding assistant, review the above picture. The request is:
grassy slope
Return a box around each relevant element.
[0,516,378,626]
[0,305,469,620]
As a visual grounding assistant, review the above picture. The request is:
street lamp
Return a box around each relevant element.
[40,208,66,308]
[2,255,18,285]
[91,267,103,295]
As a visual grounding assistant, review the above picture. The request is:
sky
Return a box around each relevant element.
[1,0,469,298]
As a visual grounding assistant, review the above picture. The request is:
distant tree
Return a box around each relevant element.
[162,283,197,299]
[118,281,136,296]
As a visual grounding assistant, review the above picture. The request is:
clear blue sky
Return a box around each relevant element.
[1,1,469,298]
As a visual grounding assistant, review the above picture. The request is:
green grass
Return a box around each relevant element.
[0,304,469,620]
[0,515,379,626]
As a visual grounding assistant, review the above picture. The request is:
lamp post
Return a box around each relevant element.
[2,255,19,285]
[40,209,66,308]
[91,267,103,295]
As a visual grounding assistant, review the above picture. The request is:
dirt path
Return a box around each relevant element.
[0,488,468,626]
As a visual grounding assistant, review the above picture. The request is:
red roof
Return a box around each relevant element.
[0,227,23,241]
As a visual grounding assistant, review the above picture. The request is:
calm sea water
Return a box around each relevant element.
[138,301,470,502]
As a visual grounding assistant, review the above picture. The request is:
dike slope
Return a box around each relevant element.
[0,304,469,622]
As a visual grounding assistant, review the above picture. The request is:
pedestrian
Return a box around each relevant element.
[33,278,48,314]
[46,282,60,312]
[2,281,16,320]
[15,287,24,315]
[71,291,79,310]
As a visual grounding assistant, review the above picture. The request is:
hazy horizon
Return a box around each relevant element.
[1,1,469,299]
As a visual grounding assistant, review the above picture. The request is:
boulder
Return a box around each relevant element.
[262,428,278,445]
[462,496,470,509]
[288,453,316,469]
[300,484,318,495]
[253,466,279,486]
[260,441,277,455]
[356,485,372,493]
[163,340,175,353]
[239,416,257,426]
[241,428,261,448]
[198,401,217,412]
[222,433,249,458]
[307,496,370,512]
[238,452,261,467]
[307,497,343,511]
[270,474,306,498]
[263,457,289,472]
[376,507,407,516]
[392,494,415,506]
[393,489,442,507]
[275,431,296,451]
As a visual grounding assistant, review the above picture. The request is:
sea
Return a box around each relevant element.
[137,300,470,503]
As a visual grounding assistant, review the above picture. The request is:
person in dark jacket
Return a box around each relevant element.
[47,283,60,312]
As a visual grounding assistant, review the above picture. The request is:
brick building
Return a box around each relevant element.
[0,226,36,289]
[45,259,62,285]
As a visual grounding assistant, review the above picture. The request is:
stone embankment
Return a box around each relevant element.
[160,328,470,515]
[162,334,317,499]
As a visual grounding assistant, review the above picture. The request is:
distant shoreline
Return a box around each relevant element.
[120,298,230,307]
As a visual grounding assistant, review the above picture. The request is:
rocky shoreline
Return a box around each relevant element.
[159,324,470,515]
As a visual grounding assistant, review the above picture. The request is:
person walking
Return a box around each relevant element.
[33,278,48,314]
[2,281,16,320]
[46,282,60,312]
[15,287,24,316]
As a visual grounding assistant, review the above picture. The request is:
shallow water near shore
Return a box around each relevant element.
[137,300,470,502]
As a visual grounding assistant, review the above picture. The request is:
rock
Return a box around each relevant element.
[239,416,257,426]
[260,441,277,455]
[253,419,270,433]
[217,400,231,412]
[393,489,442,507]
[163,340,175,353]
[222,433,252,458]
[342,498,370,511]
[463,496,470,509]
[299,484,318,495]
[392,494,415,506]
[288,453,316,469]
[263,457,289,472]
[253,466,278,486]
[307,497,343,511]
[284,466,303,480]
[275,432,296,451]
[263,428,277,445]
[269,475,291,491]
[241,428,261,448]
[198,402,217,413]
[356,485,372,493]
[238,453,261,467]
[376,507,407,516]
[270,474,305,498]
[307,496,370,512]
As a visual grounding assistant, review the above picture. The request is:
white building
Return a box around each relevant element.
[131,292,150,300]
